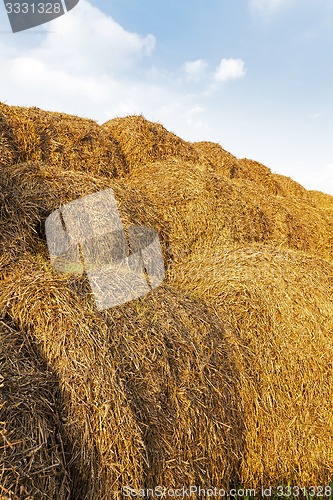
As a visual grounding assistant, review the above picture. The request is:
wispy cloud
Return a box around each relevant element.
[0,0,214,136]
[21,0,156,75]
[214,58,246,83]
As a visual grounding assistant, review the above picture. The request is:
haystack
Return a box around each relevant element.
[102,115,209,171]
[0,156,240,498]
[193,141,312,202]
[0,259,242,498]
[193,141,244,179]
[1,104,333,497]
[169,244,333,486]
[0,103,128,177]
[125,158,333,262]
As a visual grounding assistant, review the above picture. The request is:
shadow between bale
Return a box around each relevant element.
[0,319,73,499]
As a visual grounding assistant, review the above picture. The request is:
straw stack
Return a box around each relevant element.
[1,104,333,497]
[0,103,128,177]
[168,244,333,486]
[102,115,208,171]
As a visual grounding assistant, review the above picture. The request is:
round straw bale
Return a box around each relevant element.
[309,190,333,212]
[0,161,166,267]
[0,102,40,164]
[193,141,243,178]
[272,173,311,202]
[125,159,333,262]
[193,142,314,202]
[237,158,282,195]
[169,244,333,486]
[0,103,128,176]
[0,161,109,259]
[0,258,146,499]
[102,115,207,171]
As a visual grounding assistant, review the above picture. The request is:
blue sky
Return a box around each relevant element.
[0,0,332,194]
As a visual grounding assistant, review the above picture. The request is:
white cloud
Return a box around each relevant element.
[214,58,246,83]
[0,0,161,120]
[24,0,155,75]
[184,59,208,81]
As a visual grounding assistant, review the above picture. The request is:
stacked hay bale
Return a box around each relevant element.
[0,127,240,497]
[1,104,333,497]
[102,114,210,171]
[193,141,245,179]
[193,141,311,201]
[169,245,333,486]
[0,272,242,498]
[125,157,333,263]
[309,189,333,212]
[0,103,128,177]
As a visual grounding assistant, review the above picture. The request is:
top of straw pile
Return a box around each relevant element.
[1,104,333,498]
[102,114,210,171]
[193,141,311,200]
[0,102,128,177]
